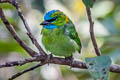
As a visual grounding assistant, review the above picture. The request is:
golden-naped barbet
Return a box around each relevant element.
[40,10,82,58]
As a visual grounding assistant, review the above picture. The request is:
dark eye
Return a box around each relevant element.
[46,17,57,22]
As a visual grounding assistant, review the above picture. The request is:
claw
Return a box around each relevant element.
[65,55,74,69]
[47,54,53,65]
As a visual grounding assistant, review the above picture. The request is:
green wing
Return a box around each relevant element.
[64,22,82,53]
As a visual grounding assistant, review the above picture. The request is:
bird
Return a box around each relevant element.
[40,10,81,60]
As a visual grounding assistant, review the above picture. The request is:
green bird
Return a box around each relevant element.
[40,10,81,59]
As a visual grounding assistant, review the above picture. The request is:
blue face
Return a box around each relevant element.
[43,10,57,29]
[43,25,57,29]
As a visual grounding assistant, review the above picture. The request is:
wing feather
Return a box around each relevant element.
[64,22,82,53]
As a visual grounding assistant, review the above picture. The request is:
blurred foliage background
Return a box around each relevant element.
[0,0,120,80]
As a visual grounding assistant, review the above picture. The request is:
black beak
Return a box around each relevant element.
[40,21,51,25]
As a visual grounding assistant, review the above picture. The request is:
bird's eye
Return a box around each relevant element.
[46,17,57,22]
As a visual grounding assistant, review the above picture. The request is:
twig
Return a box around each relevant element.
[12,0,45,56]
[0,56,87,69]
[8,62,46,80]
[0,0,46,56]
[86,7,101,56]
[0,55,120,73]
[0,57,41,68]
[0,7,37,57]
[11,1,46,56]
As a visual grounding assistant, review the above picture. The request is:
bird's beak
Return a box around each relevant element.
[40,21,51,25]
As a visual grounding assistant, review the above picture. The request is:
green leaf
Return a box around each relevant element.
[82,0,95,8]
[85,56,112,80]
[0,3,15,10]
[0,41,24,54]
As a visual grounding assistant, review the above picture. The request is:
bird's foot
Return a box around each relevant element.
[65,56,74,69]
[47,54,53,65]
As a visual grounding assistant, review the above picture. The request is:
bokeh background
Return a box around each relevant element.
[0,0,120,80]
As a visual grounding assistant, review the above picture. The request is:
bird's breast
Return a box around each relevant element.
[41,28,76,57]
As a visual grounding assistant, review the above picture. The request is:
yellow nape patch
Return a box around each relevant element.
[65,16,69,23]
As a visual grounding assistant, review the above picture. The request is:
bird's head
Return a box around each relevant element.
[40,10,69,29]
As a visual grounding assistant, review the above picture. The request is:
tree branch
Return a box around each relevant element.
[86,7,101,56]
[0,0,46,56]
[0,56,120,73]
[8,62,46,80]
[11,1,46,56]
[0,7,37,57]
[0,56,87,69]
[0,57,41,68]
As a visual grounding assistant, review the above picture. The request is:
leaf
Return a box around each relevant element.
[100,36,120,54]
[0,41,24,54]
[82,0,95,8]
[0,3,15,10]
[85,56,112,80]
